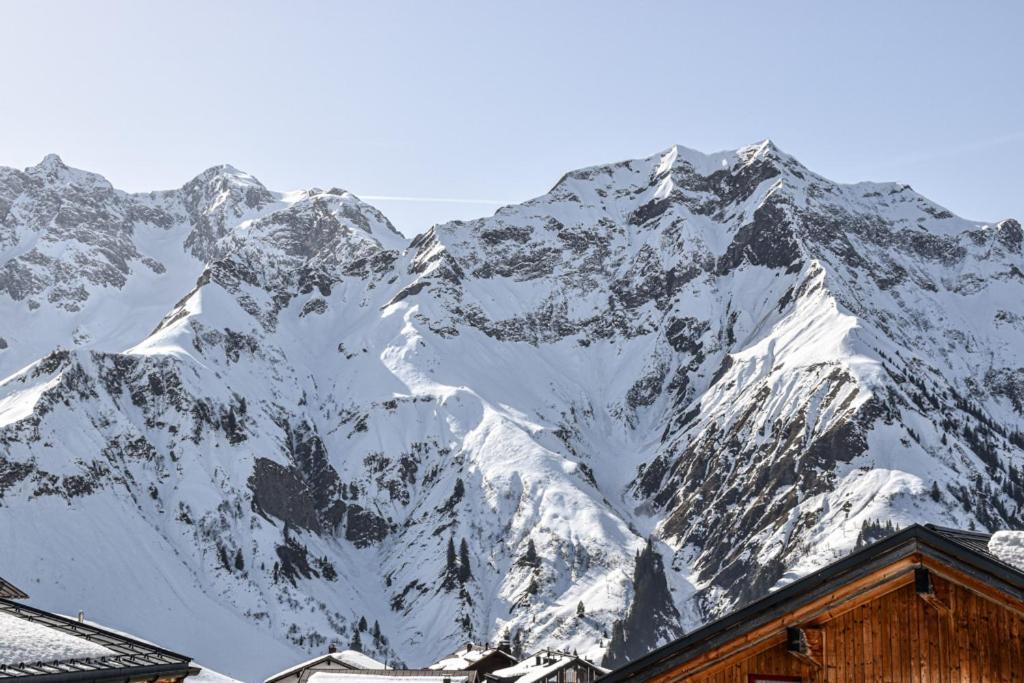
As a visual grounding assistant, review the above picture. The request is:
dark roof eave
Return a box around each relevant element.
[0,662,192,683]
[0,598,192,680]
[0,598,191,664]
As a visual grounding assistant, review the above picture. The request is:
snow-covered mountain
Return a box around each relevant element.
[1,143,1022,681]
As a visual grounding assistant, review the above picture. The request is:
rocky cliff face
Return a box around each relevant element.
[0,143,1021,680]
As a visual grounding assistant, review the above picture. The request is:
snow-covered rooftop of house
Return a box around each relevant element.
[988,530,1024,571]
[0,609,116,665]
[265,650,387,682]
[307,674,471,683]
[491,652,607,683]
[494,657,572,683]
[429,644,510,670]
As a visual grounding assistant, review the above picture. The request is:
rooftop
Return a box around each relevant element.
[307,671,475,683]
[601,523,1024,682]
[490,651,607,683]
[0,577,28,601]
[428,643,514,671]
[0,598,191,681]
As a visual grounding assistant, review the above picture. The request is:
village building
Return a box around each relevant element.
[429,642,518,677]
[600,524,1024,683]
[0,574,196,682]
[488,650,607,683]
[264,645,388,683]
[306,672,477,683]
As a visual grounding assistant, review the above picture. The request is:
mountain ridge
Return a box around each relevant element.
[1,142,1021,681]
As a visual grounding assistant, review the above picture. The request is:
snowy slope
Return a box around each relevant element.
[0,143,1021,679]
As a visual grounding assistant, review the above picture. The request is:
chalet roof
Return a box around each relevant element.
[490,651,607,683]
[428,643,515,671]
[601,523,1024,683]
[0,577,28,600]
[263,650,387,683]
[306,670,476,683]
[0,598,192,681]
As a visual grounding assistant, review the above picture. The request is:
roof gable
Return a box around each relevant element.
[429,645,516,671]
[0,577,28,600]
[602,524,1024,682]
[263,650,387,683]
[491,651,608,682]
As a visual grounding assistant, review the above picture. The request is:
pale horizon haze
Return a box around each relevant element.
[1,1,1021,235]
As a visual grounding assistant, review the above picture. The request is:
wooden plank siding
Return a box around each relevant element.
[650,574,1024,683]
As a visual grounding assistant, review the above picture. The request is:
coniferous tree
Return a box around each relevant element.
[442,537,460,589]
[371,620,382,644]
[234,548,245,572]
[519,538,539,567]
[459,538,472,582]
[930,481,942,502]
[576,601,585,618]
[358,616,368,632]
[350,629,363,653]
[217,545,231,572]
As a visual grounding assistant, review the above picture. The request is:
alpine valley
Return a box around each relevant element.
[1,143,1022,681]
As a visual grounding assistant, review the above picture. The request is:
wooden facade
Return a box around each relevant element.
[601,525,1024,683]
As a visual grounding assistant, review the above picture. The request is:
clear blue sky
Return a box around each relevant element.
[2,1,1021,235]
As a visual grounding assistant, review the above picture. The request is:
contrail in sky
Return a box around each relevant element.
[879,130,1024,170]
[360,195,513,205]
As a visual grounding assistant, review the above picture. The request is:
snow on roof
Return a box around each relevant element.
[264,650,387,682]
[497,657,571,683]
[308,674,471,683]
[491,652,608,683]
[429,645,506,670]
[988,530,1024,571]
[336,650,389,670]
[0,609,116,665]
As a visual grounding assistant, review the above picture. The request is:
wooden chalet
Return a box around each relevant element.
[489,650,607,683]
[429,643,518,677]
[600,524,1024,682]
[264,645,388,683]
[0,575,195,682]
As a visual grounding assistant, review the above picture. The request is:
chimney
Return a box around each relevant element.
[328,643,337,654]
[77,611,84,623]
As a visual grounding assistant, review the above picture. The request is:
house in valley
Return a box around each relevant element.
[489,650,607,683]
[0,574,196,682]
[429,643,518,677]
[264,645,388,683]
[600,524,1024,683]
[306,672,477,683]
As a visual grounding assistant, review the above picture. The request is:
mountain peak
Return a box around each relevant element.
[25,153,113,190]
[190,163,265,187]
[36,153,66,171]
[736,138,785,165]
